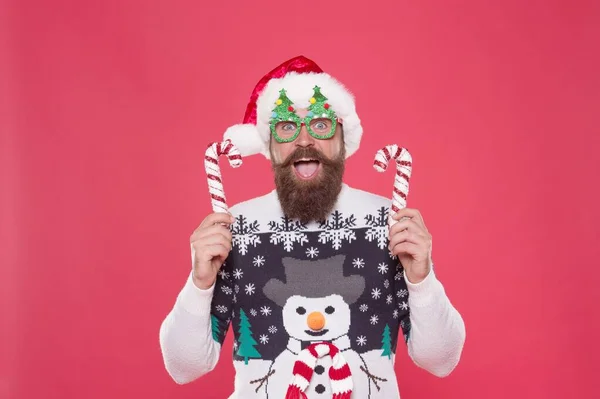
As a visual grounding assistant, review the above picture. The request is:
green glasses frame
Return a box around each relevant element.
[270,115,337,143]
[268,86,339,143]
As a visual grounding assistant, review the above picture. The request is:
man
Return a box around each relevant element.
[159,56,465,398]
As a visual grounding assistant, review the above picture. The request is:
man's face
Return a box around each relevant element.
[270,112,345,223]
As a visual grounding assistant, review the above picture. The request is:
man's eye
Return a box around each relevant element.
[312,120,330,130]
[283,123,295,131]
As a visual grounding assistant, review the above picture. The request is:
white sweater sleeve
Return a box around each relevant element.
[159,273,227,384]
[404,267,466,377]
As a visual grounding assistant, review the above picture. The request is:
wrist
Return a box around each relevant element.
[176,272,215,316]
[405,263,431,284]
[192,274,216,290]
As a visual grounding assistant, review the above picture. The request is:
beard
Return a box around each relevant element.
[271,145,345,224]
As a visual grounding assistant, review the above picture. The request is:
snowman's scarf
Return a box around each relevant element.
[285,342,352,399]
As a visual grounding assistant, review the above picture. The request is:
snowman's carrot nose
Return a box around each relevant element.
[307,312,326,330]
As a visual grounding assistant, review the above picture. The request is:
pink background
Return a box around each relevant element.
[2,1,599,398]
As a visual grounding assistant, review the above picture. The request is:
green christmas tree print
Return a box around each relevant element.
[308,85,335,123]
[272,89,295,120]
[236,309,262,365]
[310,85,328,104]
[381,324,392,359]
[211,314,221,343]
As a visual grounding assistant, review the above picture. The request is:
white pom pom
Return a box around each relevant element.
[223,124,266,157]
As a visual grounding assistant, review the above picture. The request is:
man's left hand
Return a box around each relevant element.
[388,208,433,284]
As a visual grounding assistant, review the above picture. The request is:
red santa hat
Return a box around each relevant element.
[223,56,363,159]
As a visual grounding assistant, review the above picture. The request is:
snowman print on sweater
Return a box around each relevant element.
[252,254,394,399]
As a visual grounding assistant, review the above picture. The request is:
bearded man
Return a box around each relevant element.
[159,56,466,399]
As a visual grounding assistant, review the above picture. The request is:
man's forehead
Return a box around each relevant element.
[295,108,309,118]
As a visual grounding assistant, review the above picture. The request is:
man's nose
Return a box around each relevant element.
[295,123,315,147]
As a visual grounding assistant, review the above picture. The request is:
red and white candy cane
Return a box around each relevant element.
[205,139,242,213]
[373,144,413,226]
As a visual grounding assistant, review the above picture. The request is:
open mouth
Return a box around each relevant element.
[293,158,321,180]
[304,329,329,337]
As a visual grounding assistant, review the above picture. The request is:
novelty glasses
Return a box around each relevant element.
[269,86,340,143]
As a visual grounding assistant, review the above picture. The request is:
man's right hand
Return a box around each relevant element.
[190,212,235,290]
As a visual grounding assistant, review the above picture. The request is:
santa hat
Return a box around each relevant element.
[223,56,363,159]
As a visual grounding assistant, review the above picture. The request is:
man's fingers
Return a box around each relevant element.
[389,218,424,237]
[195,234,232,252]
[191,224,232,243]
[392,208,427,231]
[200,244,231,262]
[388,230,420,250]
[391,241,420,257]
[196,212,235,231]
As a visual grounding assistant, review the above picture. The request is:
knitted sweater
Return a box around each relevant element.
[159,183,466,398]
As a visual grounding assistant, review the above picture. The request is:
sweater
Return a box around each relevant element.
[159,183,466,398]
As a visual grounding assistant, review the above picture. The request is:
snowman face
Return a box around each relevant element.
[282,294,351,342]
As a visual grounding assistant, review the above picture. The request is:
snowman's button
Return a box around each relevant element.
[314,365,325,375]
[315,384,326,394]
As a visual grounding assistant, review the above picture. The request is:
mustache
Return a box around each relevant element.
[278,147,332,168]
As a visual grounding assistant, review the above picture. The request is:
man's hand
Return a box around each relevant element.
[190,212,234,290]
[388,208,433,284]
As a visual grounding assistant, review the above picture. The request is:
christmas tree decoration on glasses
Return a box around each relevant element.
[269,86,339,143]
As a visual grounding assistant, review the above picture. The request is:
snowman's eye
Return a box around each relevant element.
[296,307,306,315]
[325,306,335,314]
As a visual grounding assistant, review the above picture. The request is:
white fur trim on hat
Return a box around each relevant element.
[224,71,362,159]
[223,123,267,157]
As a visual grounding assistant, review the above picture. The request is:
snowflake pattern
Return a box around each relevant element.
[260,306,272,316]
[317,211,357,250]
[372,288,381,299]
[231,215,261,255]
[218,270,230,280]
[253,255,265,267]
[207,203,413,359]
[221,285,233,295]
[268,216,309,252]
[306,247,319,258]
[377,263,389,274]
[216,305,228,313]
[365,207,389,249]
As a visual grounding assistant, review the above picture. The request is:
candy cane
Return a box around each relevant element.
[205,139,242,213]
[373,145,413,226]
